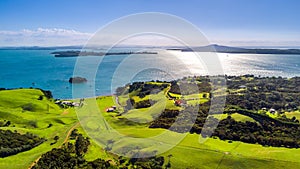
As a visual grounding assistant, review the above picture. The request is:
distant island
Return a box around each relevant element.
[51,50,158,57]
[3,45,300,55]
[180,44,300,55]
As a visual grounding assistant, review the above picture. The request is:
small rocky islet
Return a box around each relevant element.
[68,77,87,83]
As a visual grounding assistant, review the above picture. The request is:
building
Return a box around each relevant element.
[269,108,276,114]
[239,85,247,89]
[175,100,186,106]
[106,107,115,112]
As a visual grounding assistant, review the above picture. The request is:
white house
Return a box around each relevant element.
[106,108,114,112]
[269,108,276,114]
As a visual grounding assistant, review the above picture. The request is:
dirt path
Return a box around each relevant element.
[28,122,80,169]
[61,109,69,115]
[60,122,80,147]
[115,95,121,107]
[27,156,41,169]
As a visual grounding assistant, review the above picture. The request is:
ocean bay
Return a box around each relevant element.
[1,49,300,99]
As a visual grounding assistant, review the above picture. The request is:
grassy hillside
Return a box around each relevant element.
[1,87,300,168]
[0,89,78,169]
[89,96,300,169]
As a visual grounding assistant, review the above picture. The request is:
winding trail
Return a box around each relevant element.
[61,109,69,115]
[28,122,80,169]
[114,95,121,107]
[60,122,80,147]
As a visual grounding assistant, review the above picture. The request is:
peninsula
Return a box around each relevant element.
[180,44,300,55]
[51,50,158,57]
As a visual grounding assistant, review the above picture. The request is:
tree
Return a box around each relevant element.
[75,134,90,157]
[22,103,34,111]
[165,154,173,169]
[4,120,11,127]
[38,95,43,100]
[54,136,59,141]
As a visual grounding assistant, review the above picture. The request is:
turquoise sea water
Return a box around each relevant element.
[0,49,300,99]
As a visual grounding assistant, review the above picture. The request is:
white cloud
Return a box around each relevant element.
[2,28,300,47]
[0,28,92,46]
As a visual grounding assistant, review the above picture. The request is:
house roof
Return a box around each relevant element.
[106,108,114,112]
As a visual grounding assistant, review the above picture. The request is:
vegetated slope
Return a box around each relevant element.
[149,76,300,148]
[0,129,45,157]
[106,78,300,169]
[0,88,78,169]
[0,88,63,129]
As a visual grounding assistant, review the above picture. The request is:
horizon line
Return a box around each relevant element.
[1,44,300,49]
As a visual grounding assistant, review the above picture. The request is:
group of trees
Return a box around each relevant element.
[33,133,94,169]
[150,103,300,148]
[169,80,212,95]
[33,130,165,169]
[117,75,300,148]
[116,82,168,98]
[40,89,53,99]
[150,104,211,133]
[134,99,157,109]
[210,116,300,148]
[226,76,300,111]
[125,99,157,110]
[33,147,113,169]
[0,129,45,157]
[127,156,165,169]
[167,75,300,112]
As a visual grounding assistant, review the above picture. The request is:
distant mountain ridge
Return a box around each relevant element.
[2,44,300,54]
[181,44,300,54]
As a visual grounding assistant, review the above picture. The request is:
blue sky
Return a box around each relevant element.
[0,0,300,46]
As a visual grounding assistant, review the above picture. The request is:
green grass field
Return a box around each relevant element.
[85,96,300,168]
[0,89,78,169]
[123,90,180,122]
[1,89,300,168]
[285,111,300,120]
[230,113,256,122]
[168,92,210,106]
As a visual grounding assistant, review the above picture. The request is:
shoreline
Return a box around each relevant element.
[2,74,300,100]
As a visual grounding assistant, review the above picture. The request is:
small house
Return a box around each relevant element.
[106,108,114,112]
[72,102,80,107]
[269,108,276,114]
[62,101,72,106]
[175,100,186,106]
[55,101,61,104]
[239,85,247,89]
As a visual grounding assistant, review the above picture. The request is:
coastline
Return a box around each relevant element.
[1,74,299,100]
